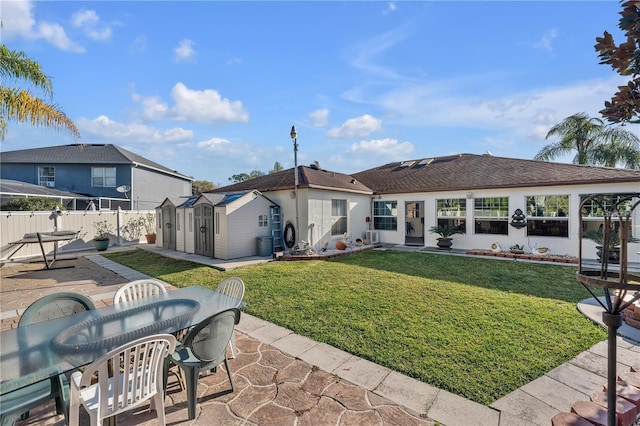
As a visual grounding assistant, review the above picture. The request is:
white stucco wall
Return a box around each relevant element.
[373,182,640,262]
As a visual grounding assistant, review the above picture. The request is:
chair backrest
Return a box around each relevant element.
[77,334,177,419]
[113,279,167,304]
[19,292,96,326]
[183,308,241,364]
[215,278,245,306]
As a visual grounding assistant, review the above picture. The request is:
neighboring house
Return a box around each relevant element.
[163,190,278,260]
[1,144,193,210]
[214,154,640,262]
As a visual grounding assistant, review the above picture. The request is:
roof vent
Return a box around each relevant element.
[350,179,357,184]
[310,160,322,170]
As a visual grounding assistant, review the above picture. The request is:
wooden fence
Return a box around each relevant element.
[0,209,156,260]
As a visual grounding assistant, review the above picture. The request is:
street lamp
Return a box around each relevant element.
[290,125,299,247]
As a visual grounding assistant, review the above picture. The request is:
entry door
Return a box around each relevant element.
[405,201,424,246]
[162,205,176,250]
[194,204,214,257]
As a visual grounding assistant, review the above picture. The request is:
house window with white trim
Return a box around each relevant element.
[580,195,634,237]
[258,215,268,227]
[38,167,55,187]
[91,167,117,187]
[474,197,509,235]
[331,199,348,236]
[526,195,569,237]
[373,200,397,231]
[436,198,466,233]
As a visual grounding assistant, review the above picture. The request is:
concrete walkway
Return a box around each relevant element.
[1,245,639,425]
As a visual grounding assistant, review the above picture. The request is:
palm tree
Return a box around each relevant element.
[534,112,640,168]
[0,43,79,140]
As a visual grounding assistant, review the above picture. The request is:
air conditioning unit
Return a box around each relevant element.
[366,230,379,244]
[45,182,55,188]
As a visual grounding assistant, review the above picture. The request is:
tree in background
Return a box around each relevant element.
[595,1,640,124]
[228,169,265,182]
[534,112,640,168]
[192,179,216,194]
[0,44,79,140]
[269,161,284,174]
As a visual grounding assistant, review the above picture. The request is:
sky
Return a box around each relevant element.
[0,0,634,187]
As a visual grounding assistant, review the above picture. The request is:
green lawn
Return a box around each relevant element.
[103,248,605,405]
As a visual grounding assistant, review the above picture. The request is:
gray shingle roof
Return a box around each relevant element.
[212,166,373,194]
[1,144,192,181]
[352,154,640,194]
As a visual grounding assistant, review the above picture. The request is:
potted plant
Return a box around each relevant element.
[428,224,463,250]
[92,220,113,251]
[584,228,638,264]
[143,213,156,244]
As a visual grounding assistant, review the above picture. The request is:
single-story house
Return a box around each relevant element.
[1,144,193,210]
[213,153,640,262]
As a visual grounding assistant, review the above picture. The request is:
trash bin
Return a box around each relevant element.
[257,236,273,257]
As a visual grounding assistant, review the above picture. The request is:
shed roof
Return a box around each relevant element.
[1,144,193,181]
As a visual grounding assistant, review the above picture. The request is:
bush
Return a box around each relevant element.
[1,197,67,211]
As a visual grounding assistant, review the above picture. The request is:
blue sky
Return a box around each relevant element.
[1,0,633,186]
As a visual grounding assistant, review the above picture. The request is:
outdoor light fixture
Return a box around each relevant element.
[290,125,299,247]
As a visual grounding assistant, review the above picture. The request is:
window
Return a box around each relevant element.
[258,214,268,227]
[91,167,117,187]
[437,198,466,233]
[526,195,569,237]
[373,200,398,231]
[188,212,193,232]
[474,197,509,235]
[176,212,181,231]
[331,199,347,236]
[38,167,55,187]
[581,195,634,237]
[215,212,220,234]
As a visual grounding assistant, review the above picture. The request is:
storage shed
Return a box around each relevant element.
[155,197,182,250]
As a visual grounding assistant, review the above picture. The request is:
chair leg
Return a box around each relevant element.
[229,335,237,358]
[224,358,235,392]
[184,366,200,420]
[152,392,166,426]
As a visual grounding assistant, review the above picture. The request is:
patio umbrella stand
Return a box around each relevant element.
[576,192,640,426]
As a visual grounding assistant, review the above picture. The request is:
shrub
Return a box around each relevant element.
[1,197,67,211]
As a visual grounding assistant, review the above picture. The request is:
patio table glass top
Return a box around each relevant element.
[0,286,244,396]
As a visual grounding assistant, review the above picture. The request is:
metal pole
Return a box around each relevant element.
[293,134,299,245]
[602,311,621,426]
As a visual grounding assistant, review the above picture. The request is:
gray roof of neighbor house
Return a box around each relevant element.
[1,144,193,181]
[212,165,373,195]
[0,179,85,198]
[352,154,640,194]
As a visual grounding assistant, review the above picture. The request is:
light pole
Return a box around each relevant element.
[290,125,299,247]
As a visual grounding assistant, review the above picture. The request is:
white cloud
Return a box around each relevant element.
[1,0,84,52]
[327,114,382,138]
[382,2,397,15]
[309,108,329,127]
[70,9,112,41]
[174,39,196,62]
[348,138,414,157]
[533,29,558,52]
[76,115,193,143]
[170,83,249,123]
[197,138,231,151]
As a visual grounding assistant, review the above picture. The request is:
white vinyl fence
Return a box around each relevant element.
[0,208,156,261]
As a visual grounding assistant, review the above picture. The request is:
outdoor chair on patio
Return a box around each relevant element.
[166,308,241,420]
[0,292,96,426]
[69,334,177,426]
[215,278,245,358]
[113,279,167,304]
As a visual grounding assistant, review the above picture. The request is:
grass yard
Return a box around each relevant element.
[103,248,606,405]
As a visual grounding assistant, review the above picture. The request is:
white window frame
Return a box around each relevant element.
[38,166,55,187]
[91,167,117,187]
[331,199,348,236]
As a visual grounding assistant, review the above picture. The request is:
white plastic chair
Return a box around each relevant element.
[215,278,245,358]
[69,334,177,426]
[113,279,167,304]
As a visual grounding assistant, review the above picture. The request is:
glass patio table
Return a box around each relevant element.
[0,285,245,397]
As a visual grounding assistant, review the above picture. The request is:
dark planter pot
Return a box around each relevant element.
[436,237,453,250]
[595,246,620,264]
[94,239,109,251]
[145,233,156,244]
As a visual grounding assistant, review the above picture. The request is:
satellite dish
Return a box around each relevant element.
[116,185,131,199]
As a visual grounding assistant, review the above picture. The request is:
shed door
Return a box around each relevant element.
[194,204,213,257]
[162,205,176,250]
